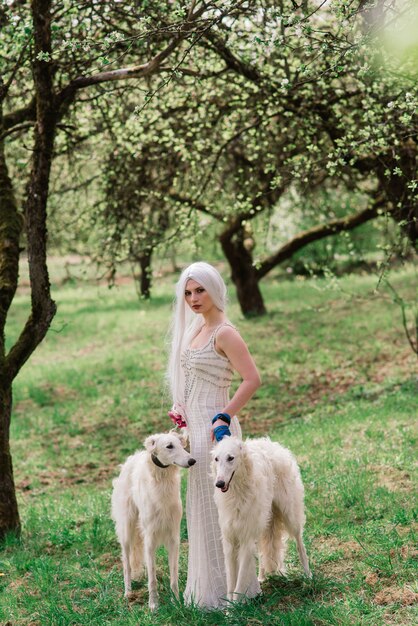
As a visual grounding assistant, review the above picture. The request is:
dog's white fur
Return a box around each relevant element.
[212,436,311,601]
[111,431,195,610]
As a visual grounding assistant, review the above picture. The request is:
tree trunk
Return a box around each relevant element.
[0,85,22,539]
[139,250,152,299]
[0,2,57,536]
[220,224,266,317]
[5,0,57,382]
[0,384,20,540]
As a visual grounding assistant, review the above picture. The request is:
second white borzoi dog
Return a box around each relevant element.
[111,431,196,610]
[212,436,311,601]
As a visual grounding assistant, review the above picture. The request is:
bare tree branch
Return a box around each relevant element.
[55,2,210,112]
[256,194,388,279]
[0,121,34,141]
[168,192,223,220]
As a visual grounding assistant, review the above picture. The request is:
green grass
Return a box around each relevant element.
[1,259,417,625]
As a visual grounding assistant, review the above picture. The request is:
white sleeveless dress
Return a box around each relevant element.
[181,322,261,608]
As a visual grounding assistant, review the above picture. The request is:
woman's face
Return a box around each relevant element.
[184,279,215,315]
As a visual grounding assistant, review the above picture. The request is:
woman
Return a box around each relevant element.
[167,261,262,608]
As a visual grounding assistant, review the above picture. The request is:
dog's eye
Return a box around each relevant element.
[166,444,174,449]
[214,457,218,462]
[227,455,234,462]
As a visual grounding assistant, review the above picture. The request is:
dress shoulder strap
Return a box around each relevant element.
[210,321,236,345]
[210,322,237,360]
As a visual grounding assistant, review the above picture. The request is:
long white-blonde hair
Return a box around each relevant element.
[167,262,228,408]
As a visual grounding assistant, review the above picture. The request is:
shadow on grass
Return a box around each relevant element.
[261,571,344,605]
[128,573,346,626]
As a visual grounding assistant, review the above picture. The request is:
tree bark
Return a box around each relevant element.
[0,384,20,540]
[220,223,267,317]
[138,250,153,299]
[0,86,22,540]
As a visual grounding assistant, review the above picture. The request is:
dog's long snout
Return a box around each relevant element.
[188,458,196,466]
[216,479,225,489]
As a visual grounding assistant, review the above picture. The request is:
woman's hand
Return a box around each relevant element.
[211,413,231,442]
[211,420,231,442]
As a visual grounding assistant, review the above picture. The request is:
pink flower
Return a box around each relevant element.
[168,410,187,429]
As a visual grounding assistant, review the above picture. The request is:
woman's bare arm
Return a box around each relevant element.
[211,326,261,438]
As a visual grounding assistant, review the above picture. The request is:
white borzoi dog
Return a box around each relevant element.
[212,436,311,601]
[111,431,196,610]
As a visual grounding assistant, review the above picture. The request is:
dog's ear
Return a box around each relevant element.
[178,432,188,448]
[170,428,189,448]
[144,436,157,452]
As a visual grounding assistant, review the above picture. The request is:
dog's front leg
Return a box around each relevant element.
[144,539,158,610]
[167,536,180,599]
[223,538,238,601]
[233,543,257,600]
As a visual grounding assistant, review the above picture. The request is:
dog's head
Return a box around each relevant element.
[144,431,196,469]
[211,436,243,492]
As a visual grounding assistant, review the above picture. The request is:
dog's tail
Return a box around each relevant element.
[129,528,144,579]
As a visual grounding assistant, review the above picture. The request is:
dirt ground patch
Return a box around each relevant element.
[311,536,363,579]
[240,345,415,436]
[373,585,418,606]
[290,346,415,407]
[368,464,414,493]
[17,462,117,495]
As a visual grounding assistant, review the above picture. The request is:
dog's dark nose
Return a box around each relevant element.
[216,480,225,489]
[188,458,196,466]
